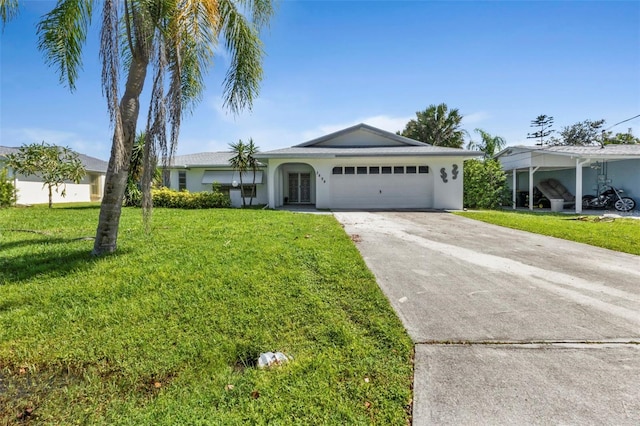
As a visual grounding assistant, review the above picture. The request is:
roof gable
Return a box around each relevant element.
[295,123,428,148]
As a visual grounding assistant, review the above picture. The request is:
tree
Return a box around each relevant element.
[4,142,86,208]
[0,167,17,207]
[123,132,146,207]
[2,1,273,255]
[549,119,605,146]
[604,132,640,145]
[463,159,508,209]
[398,103,466,148]
[228,138,259,207]
[527,115,554,146]
[466,128,507,159]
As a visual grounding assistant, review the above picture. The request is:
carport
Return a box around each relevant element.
[495,145,640,213]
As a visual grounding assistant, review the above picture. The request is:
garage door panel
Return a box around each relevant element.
[330,173,432,209]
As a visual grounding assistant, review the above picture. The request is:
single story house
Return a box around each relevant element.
[495,144,640,213]
[165,123,481,209]
[165,151,268,207]
[0,146,108,205]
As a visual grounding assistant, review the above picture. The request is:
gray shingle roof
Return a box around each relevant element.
[295,123,429,147]
[256,145,480,158]
[0,146,108,173]
[168,152,235,167]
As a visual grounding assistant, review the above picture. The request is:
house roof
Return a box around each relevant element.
[0,145,108,173]
[295,123,428,147]
[168,151,236,168]
[496,144,640,160]
[258,123,481,159]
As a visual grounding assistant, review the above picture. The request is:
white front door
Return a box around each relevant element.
[288,172,311,204]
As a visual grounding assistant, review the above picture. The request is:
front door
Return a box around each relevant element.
[288,172,311,204]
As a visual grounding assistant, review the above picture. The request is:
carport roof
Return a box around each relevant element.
[496,144,640,161]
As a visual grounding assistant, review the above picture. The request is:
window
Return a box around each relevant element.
[406,166,417,174]
[394,166,404,174]
[178,171,187,190]
[381,166,392,174]
[332,166,343,175]
[369,166,379,174]
[357,166,367,174]
[242,185,256,198]
[418,166,429,174]
[344,166,355,175]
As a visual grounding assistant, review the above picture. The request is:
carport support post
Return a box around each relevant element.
[575,158,589,214]
[512,170,517,209]
[528,166,539,211]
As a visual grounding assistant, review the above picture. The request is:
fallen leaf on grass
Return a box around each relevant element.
[364,377,370,383]
[225,384,234,391]
[154,382,162,388]
[251,390,260,399]
[364,401,372,409]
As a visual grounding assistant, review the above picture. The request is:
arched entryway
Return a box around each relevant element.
[272,162,316,207]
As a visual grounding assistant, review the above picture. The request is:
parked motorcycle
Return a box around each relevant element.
[582,185,636,212]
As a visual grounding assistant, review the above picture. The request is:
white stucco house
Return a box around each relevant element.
[166,124,481,209]
[0,146,108,205]
[496,144,640,213]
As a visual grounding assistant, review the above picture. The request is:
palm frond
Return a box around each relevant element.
[37,0,94,91]
[0,0,19,28]
[100,0,120,124]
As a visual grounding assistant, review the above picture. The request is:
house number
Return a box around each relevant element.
[452,164,459,180]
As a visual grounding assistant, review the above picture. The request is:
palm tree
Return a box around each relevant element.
[228,139,248,207]
[467,128,507,159]
[245,138,260,206]
[399,103,466,148]
[2,0,273,255]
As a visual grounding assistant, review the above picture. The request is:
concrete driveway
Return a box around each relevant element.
[334,211,640,426]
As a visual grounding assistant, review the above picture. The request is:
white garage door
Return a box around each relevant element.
[330,165,432,209]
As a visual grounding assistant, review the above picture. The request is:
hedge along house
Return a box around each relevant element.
[495,144,640,213]
[255,123,481,210]
[0,146,108,205]
[165,152,267,207]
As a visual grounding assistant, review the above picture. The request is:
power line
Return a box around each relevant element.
[605,114,640,131]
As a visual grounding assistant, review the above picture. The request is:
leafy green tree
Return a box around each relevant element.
[527,115,554,146]
[0,167,17,207]
[399,103,466,148]
[604,132,639,145]
[5,142,86,208]
[463,159,508,209]
[229,138,259,207]
[2,0,273,255]
[467,129,507,159]
[549,119,605,146]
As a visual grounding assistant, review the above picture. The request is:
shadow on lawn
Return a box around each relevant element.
[0,242,131,284]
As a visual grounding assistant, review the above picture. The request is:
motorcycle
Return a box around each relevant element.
[582,185,636,212]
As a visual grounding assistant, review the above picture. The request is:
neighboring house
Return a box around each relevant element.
[165,124,481,209]
[0,146,108,205]
[495,144,640,213]
[165,152,267,207]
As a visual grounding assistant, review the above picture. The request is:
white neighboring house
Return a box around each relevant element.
[0,146,108,205]
[496,144,640,213]
[165,151,267,208]
[166,124,481,209]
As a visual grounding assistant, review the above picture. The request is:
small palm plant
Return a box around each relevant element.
[229,139,248,207]
[245,138,260,206]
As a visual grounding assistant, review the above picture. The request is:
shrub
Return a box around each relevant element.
[463,159,508,209]
[151,187,231,209]
[0,168,17,207]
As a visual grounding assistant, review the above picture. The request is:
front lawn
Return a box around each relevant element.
[0,205,413,424]
[455,210,640,255]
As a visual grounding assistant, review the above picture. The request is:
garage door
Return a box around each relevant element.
[330,165,432,209]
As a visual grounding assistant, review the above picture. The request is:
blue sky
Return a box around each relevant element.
[1,1,639,160]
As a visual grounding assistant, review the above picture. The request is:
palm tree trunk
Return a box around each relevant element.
[93,55,148,256]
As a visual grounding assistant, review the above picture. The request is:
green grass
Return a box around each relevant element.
[0,205,413,424]
[455,210,640,255]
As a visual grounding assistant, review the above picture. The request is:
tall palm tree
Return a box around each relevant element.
[467,128,507,159]
[2,0,273,255]
[399,103,466,148]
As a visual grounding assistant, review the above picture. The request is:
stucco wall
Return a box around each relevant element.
[9,171,104,205]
